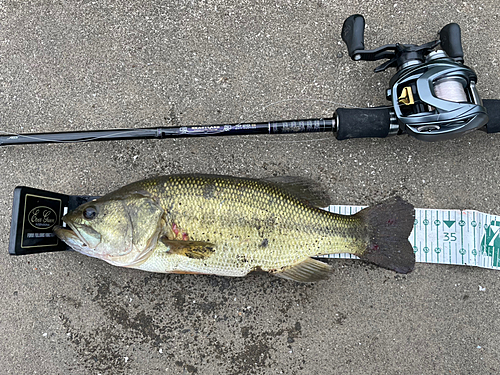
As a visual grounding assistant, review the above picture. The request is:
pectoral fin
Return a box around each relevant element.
[160,237,216,260]
[273,258,331,283]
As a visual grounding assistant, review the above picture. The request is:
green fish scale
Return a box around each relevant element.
[126,175,367,276]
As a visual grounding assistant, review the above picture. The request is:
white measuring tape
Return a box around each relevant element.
[320,205,500,270]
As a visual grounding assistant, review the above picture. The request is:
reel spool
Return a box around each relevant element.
[342,15,488,141]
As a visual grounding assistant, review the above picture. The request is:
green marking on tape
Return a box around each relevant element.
[481,219,500,267]
[424,211,428,260]
[443,220,455,228]
[444,211,454,228]
[460,212,464,264]
[435,211,440,261]
[413,218,417,253]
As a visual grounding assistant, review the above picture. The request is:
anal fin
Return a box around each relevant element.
[160,237,215,260]
[273,258,331,283]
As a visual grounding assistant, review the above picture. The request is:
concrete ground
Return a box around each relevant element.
[1,1,500,374]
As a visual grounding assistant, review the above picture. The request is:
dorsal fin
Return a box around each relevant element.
[159,237,216,260]
[262,176,331,207]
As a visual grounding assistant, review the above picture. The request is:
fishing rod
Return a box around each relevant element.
[1,14,499,146]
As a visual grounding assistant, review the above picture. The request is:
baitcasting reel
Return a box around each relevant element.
[340,14,488,141]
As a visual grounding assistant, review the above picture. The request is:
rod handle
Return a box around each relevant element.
[484,99,500,133]
[335,107,392,140]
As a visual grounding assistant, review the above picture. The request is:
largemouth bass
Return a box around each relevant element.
[54,174,415,282]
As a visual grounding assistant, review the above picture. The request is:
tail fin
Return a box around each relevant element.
[354,196,415,274]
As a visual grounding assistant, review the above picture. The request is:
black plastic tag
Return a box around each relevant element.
[9,187,97,255]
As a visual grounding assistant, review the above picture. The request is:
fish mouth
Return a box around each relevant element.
[68,221,94,246]
[53,225,89,252]
[53,222,100,257]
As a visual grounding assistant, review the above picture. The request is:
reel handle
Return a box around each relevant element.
[439,23,464,62]
[341,14,366,60]
[341,14,436,70]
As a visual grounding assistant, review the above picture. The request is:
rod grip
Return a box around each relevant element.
[484,99,500,133]
[335,107,392,140]
[341,14,366,59]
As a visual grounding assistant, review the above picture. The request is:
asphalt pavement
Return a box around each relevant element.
[1,1,500,374]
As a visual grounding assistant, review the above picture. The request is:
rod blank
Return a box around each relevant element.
[0,119,335,146]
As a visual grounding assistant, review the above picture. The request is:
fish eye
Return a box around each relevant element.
[83,207,98,220]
